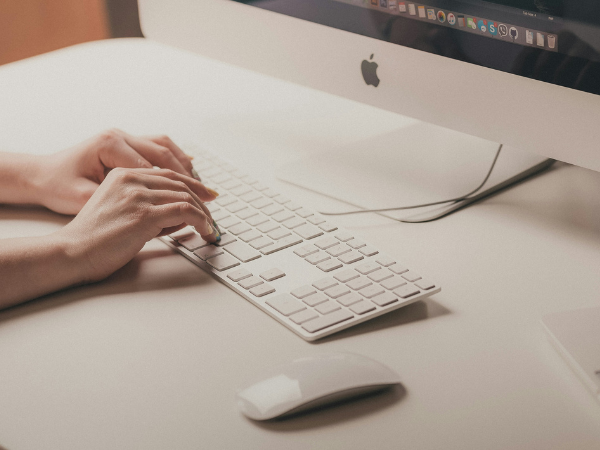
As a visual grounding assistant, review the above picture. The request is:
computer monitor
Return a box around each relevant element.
[138,0,600,219]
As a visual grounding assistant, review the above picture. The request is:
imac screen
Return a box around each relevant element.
[232,0,600,94]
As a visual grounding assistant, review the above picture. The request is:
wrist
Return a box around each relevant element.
[0,152,46,206]
[48,229,94,288]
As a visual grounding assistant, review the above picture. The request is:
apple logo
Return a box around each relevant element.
[361,54,380,87]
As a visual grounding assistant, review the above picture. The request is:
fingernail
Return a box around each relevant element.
[206,187,220,198]
[194,221,213,237]
[185,153,194,160]
[212,220,222,242]
[191,168,202,181]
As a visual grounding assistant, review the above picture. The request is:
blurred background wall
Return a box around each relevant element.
[0,0,143,66]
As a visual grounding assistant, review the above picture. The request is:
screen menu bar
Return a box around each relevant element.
[334,0,558,52]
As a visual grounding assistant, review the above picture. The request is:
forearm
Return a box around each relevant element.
[0,233,87,309]
[0,152,43,205]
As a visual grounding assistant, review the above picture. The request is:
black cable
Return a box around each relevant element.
[318,143,503,223]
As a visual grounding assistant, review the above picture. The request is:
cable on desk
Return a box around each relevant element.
[318,143,503,224]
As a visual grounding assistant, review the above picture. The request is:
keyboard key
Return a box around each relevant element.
[375,255,396,267]
[260,236,302,255]
[273,195,290,204]
[368,269,394,283]
[211,209,231,221]
[253,183,269,192]
[221,179,242,190]
[394,285,420,299]
[239,229,262,243]
[250,283,275,297]
[294,244,319,258]
[260,268,286,281]
[236,208,258,220]
[289,309,319,325]
[282,217,306,229]
[226,201,248,213]
[285,202,302,211]
[315,236,339,250]
[334,269,360,283]
[247,214,269,227]
[291,285,317,299]
[216,195,237,207]
[206,254,240,271]
[266,294,306,316]
[327,244,352,257]
[380,276,407,290]
[214,234,237,247]
[359,246,379,257]
[347,239,367,249]
[324,285,351,299]
[267,228,292,240]
[227,268,252,282]
[415,279,435,290]
[262,204,284,216]
[336,292,363,307]
[170,226,195,241]
[262,188,279,198]
[219,216,241,228]
[390,264,409,275]
[338,251,364,264]
[307,214,326,225]
[230,185,252,196]
[224,241,262,263]
[240,175,257,185]
[212,173,232,184]
[257,221,279,233]
[334,231,354,242]
[316,301,341,315]
[350,301,376,315]
[239,276,263,289]
[240,191,262,203]
[347,277,372,290]
[371,292,399,307]
[313,277,338,291]
[294,224,323,240]
[302,292,329,307]
[355,262,381,275]
[179,234,208,251]
[319,222,338,232]
[306,252,330,265]
[230,169,245,178]
[402,271,422,282]
[250,236,274,249]
[194,246,224,261]
[296,208,314,218]
[358,285,385,299]
[250,197,273,209]
[302,310,354,333]
[228,223,251,235]
[317,259,343,272]
[272,210,295,223]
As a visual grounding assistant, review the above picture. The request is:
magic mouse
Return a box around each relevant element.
[236,352,401,420]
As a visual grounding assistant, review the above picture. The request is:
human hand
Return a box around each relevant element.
[54,167,218,283]
[33,129,210,215]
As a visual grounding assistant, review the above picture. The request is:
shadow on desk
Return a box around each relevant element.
[0,244,211,324]
[251,384,407,432]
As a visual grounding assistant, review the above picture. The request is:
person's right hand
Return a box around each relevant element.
[54,167,218,284]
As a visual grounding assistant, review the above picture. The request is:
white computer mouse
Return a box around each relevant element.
[236,352,401,420]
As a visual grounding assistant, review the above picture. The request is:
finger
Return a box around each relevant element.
[97,133,153,171]
[122,135,190,176]
[133,168,218,203]
[144,134,194,175]
[134,171,214,222]
[153,202,216,242]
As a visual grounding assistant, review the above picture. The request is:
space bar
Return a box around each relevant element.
[301,310,354,333]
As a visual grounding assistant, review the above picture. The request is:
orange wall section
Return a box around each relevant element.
[0,0,109,66]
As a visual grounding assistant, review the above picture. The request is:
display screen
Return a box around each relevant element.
[233,0,600,95]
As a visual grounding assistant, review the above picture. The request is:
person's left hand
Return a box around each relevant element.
[33,129,206,215]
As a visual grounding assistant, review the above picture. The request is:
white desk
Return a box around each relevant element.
[0,39,599,450]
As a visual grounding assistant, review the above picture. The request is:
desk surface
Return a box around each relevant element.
[0,39,599,450]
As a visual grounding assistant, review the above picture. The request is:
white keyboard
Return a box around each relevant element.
[161,147,441,341]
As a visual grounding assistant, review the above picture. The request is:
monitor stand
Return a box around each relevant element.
[276,122,555,222]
